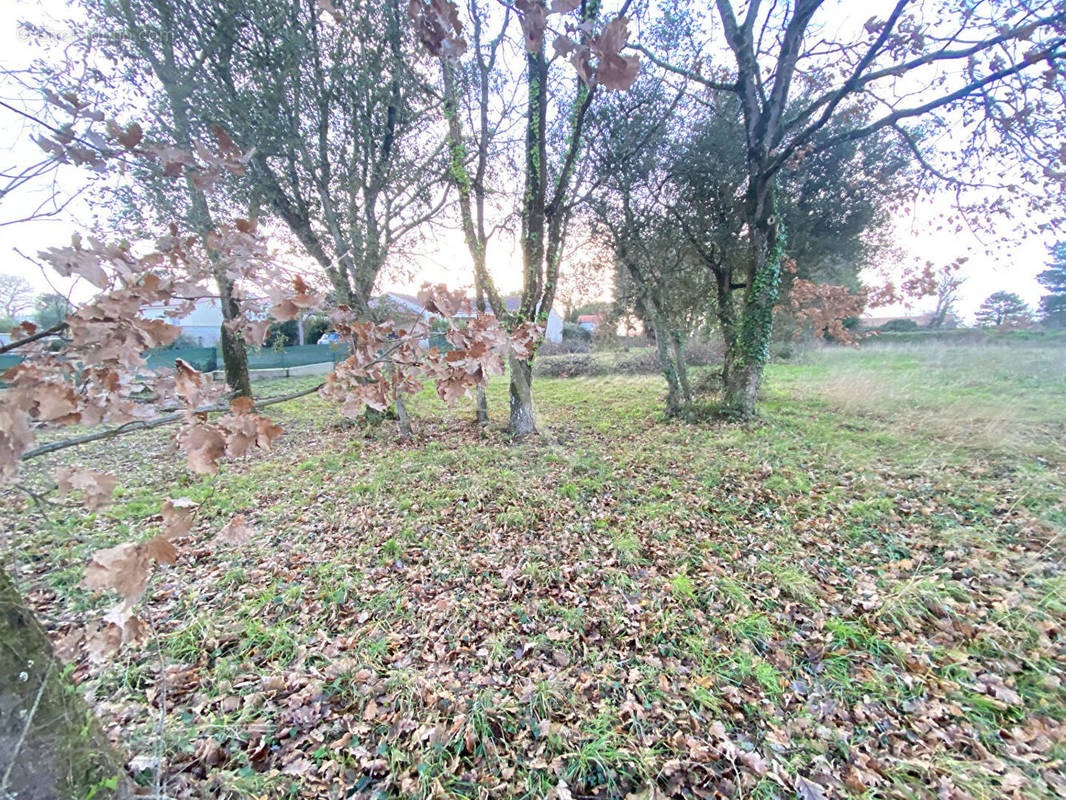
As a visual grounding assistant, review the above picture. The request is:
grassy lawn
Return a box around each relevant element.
[3,345,1065,799]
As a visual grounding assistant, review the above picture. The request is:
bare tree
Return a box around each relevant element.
[439,0,518,424]
[929,263,965,328]
[0,274,34,319]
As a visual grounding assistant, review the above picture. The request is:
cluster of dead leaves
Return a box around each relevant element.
[408,0,640,91]
[783,274,867,344]
[321,283,544,414]
[178,397,284,475]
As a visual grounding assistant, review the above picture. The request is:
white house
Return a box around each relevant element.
[144,292,567,347]
[142,298,224,346]
[373,292,564,343]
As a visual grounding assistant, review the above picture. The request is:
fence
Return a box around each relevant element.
[244,344,351,369]
[146,346,218,372]
[0,337,450,377]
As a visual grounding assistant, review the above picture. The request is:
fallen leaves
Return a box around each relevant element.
[8,351,1066,798]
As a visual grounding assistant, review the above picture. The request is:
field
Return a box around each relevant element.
[4,345,1065,799]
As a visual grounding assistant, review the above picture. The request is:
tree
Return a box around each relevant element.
[33,292,72,329]
[929,262,965,328]
[0,274,34,318]
[641,0,1066,415]
[200,0,446,317]
[0,121,537,794]
[416,0,641,435]
[975,291,1033,327]
[586,66,909,415]
[81,0,261,397]
[1037,241,1066,327]
[436,0,517,424]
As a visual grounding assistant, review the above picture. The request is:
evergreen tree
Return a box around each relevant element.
[974,291,1033,327]
[1037,242,1066,328]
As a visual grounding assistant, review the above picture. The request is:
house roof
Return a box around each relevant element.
[577,314,599,324]
[370,292,425,315]
[373,292,560,320]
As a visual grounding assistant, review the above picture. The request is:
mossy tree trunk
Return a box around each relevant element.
[720,183,782,418]
[0,569,125,799]
[508,355,536,436]
[439,0,598,436]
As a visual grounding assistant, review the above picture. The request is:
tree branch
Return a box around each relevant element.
[624,44,737,92]
[766,40,1066,178]
[19,383,325,462]
[0,322,68,354]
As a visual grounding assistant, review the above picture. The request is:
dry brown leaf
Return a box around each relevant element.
[54,466,117,509]
[84,542,151,601]
[180,423,227,474]
[216,514,254,545]
[162,497,198,539]
[144,535,178,565]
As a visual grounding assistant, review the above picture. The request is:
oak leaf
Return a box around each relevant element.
[216,514,255,545]
[54,466,117,509]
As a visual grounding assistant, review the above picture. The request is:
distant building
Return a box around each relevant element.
[371,292,564,343]
[860,312,960,331]
[142,298,224,346]
[577,314,600,332]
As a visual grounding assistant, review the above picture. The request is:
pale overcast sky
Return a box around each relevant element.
[0,0,1056,322]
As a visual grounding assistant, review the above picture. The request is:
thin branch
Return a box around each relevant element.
[625,44,737,92]
[20,383,325,462]
[767,41,1066,178]
[0,322,68,354]
[889,123,996,190]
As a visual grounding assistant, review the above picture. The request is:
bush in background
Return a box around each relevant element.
[878,318,920,332]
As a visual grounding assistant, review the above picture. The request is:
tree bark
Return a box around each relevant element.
[475,385,489,426]
[216,279,252,397]
[508,354,536,436]
[670,330,692,405]
[395,393,412,439]
[645,294,682,416]
[162,84,252,398]
[0,569,126,799]
[720,187,781,417]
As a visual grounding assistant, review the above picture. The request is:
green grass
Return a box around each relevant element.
[3,345,1064,798]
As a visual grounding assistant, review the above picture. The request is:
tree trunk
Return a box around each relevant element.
[648,304,682,416]
[720,193,782,418]
[670,330,692,405]
[714,267,739,393]
[475,385,488,426]
[395,393,412,439]
[720,361,763,416]
[0,569,125,799]
[164,85,252,398]
[216,281,251,401]
[508,354,536,436]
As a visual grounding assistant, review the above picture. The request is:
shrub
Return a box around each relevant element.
[539,338,591,355]
[612,348,662,374]
[692,369,722,395]
[534,353,605,377]
[562,322,592,342]
[683,340,722,366]
[878,318,919,332]
[771,341,798,360]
